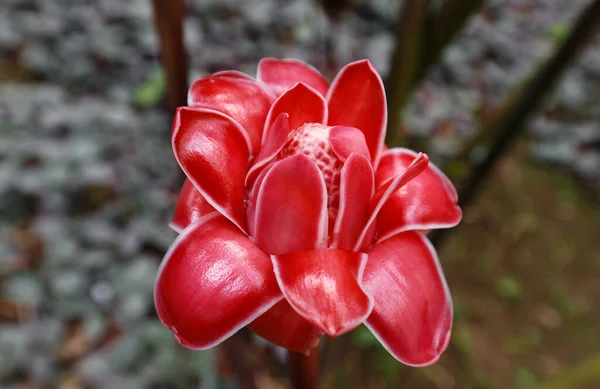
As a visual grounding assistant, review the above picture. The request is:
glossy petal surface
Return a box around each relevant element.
[172,107,250,231]
[258,58,329,97]
[248,300,323,353]
[170,178,215,232]
[272,249,373,337]
[333,153,374,251]
[327,60,386,167]
[363,232,452,366]
[253,154,328,255]
[328,126,371,162]
[264,83,327,136]
[246,113,290,186]
[376,148,462,242]
[155,214,283,349]
[188,74,274,152]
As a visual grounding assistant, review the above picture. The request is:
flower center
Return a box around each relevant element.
[277,123,342,228]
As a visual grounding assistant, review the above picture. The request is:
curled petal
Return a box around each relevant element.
[333,153,374,251]
[170,179,215,233]
[354,153,429,251]
[172,107,250,231]
[375,148,462,242]
[246,113,290,186]
[188,74,274,152]
[253,154,328,255]
[258,57,329,97]
[155,213,283,349]
[272,249,373,337]
[363,232,452,366]
[263,83,327,137]
[329,126,371,162]
[327,60,386,168]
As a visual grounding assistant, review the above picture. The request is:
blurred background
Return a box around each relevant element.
[0,0,599,388]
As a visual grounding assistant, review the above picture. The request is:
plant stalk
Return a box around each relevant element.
[288,349,319,389]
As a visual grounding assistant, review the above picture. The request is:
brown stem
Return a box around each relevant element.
[430,0,600,249]
[288,349,319,389]
[150,0,189,115]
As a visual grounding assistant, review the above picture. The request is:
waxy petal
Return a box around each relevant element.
[272,249,373,337]
[253,154,328,254]
[246,113,290,186]
[333,154,374,251]
[170,178,215,233]
[188,74,274,152]
[263,83,327,137]
[328,126,371,162]
[354,153,429,251]
[376,148,461,242]
[172,107,250,231]
[248,300,323,353]
[327,60,387,168]
[363,232,452,366]
[258,57,329,97]
[155,213,283,349]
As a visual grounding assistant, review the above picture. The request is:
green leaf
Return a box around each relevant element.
[134,68,166,109]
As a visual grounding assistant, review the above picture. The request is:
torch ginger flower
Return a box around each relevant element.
[155,58,462,366]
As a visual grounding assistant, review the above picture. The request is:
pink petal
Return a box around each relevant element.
[375,148,462,242]
[332,153,374,251]
[172,107,250,232]
[155,213,283,349]
[363,232,452,366]
[328,126,371,162]
[257,57,329,97]
[212,70,255,80]
[188,73,275,152]
[272,249,373,337]
[246,113,290,186]
[170,178,215,233]
[354,153,429,251]
[327,60,387,168]
[248,300,323,353]
[263,83,327,137]
[253,154,328,255]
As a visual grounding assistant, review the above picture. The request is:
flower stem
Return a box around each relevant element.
[287,348,319,389]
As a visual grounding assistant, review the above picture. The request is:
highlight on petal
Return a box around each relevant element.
[246,113,290,186]
[172,107,251,232]
[332,153,374,251]
[327,60,387,168]
[328,126,371,162]
[188,73,275,152]
[354,153,429,251]
[375,148,462,242]
[272,249,373,337]
[363,232,453,366]
[170,178,215,233]
[263,83,327,139]
[155,213,283,349]
[258,57,330,97]
[248,300,323,354]
[253,154,328,255]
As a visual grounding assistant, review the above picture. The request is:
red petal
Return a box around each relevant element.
[188,74,275,152]
[155,213,283,349]
[248,300,323,353]
[253,154,328,255]
[246,113,290,186]
[258,57,329,97]
[212,70,255,80]
[354,153,429,251]
[172,107,250,232]
[170,178,215,232]
[272,249,373,337]
[376,148,462,242]
[332,154,374,251]
[263,83,327,137]
[328,126,371,162]
[363,232,452,366]
[327,60,386,168]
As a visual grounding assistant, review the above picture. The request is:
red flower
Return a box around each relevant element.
[155,59,462,366]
